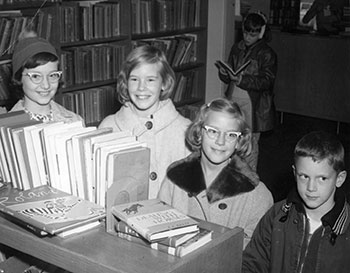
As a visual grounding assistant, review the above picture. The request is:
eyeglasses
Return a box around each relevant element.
[22,71,62,84]
[202,125,241,143]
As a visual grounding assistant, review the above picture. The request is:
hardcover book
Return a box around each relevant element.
[105,146,150,233]
[111,198,199,242]
[116,227,212,257]
[115,220,199,247]
[0,185,105,236]
[214,59,251,76]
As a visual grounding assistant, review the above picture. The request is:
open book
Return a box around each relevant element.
[215,59,251,76]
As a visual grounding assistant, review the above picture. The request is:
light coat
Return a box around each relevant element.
[99,99,191,199]
[158,152,273,248]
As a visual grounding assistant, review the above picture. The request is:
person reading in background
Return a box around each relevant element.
[10,31,83,123]
[242,131,350,273]
[158,98,273,248]
[99,45,190,199]
[218,12,277,172]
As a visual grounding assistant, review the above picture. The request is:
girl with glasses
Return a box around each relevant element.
[158,98,273,248]
[10,32,83,123]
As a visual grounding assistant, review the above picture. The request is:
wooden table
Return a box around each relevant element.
[0,217,243,273]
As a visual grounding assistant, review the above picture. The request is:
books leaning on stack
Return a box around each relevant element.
[0,111,150,206]
[0,184,105,237]
[110,199,213,257]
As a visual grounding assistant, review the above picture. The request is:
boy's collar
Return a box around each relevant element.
[287,188,349,235]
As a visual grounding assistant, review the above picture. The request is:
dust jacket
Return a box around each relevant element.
[0,184,105,236]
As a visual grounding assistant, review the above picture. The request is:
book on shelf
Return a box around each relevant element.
[40,120,85,190]
[0,184,105,236]
[105,146,150,233]
[214,59,252,77]
[9,120,43,190]
[95,138,146,206]
[115,220,199,247]
[111,198,199,242]
[0,111,33,185]
[116,227,212,257]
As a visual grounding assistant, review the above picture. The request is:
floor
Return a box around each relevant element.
[257,112,350,202]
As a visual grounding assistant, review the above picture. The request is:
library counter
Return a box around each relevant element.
[0,217,243,273]
[271,30,350,123]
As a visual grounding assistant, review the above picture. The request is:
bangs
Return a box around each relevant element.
[243,25,261,33]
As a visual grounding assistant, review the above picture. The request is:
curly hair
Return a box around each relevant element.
[116,45,176,104]
[186,97,252,158]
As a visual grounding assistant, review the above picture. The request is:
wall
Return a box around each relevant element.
[205,0,236,102]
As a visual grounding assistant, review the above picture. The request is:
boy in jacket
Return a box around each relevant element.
[242,130,349,273]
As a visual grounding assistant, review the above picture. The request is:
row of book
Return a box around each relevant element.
[60,43,125,88]
[0,62,11,101]
[60,85,117,126]
[0,10,52,57]
[132,33,198,68]
[59,1,121,43]
[0,0,58,4]
[177,104,200,121]
[131,0,201,34]
[0,110,150,207]
[172,70,200,104]
[109,199,213,257]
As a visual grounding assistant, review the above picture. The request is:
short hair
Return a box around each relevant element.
[243,12,267,33]
[186,97,252,157]
[12,52,59,99]
[116,45,176,104]
[294,131,345,173]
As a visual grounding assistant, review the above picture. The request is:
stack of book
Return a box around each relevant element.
[110,199,213,257]
[0,184,105,237]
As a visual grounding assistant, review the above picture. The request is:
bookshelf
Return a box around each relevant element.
[130,0,208,114]
[0,216,243,273]
[0,0,209,123]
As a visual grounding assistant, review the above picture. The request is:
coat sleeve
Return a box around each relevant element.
[242,204,276,273]
[98,114,117,130]
[158,177,174,205]
[242,183,273,248]
[237,47,277,93]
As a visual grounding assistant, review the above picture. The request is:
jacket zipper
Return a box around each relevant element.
[296,215,307,273]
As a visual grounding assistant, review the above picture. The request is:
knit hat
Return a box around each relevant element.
[12,37,58,77]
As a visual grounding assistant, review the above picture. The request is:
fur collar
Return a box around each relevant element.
[167,152,260,203]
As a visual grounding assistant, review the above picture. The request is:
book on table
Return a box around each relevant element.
[116,226,213,257]
[0,184,105,236]
[114,220,199,247]
[111,198,199,242]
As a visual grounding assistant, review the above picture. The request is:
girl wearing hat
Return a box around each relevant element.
[10,32,83,123]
